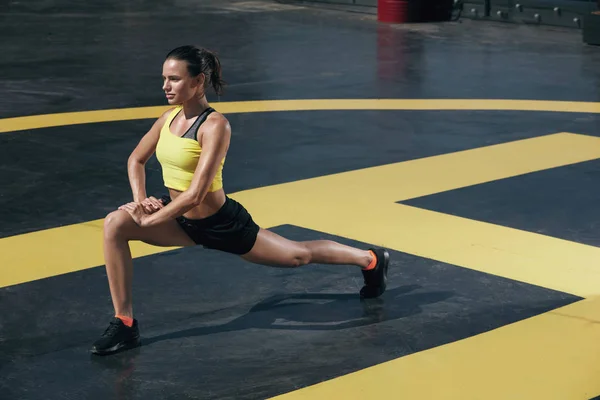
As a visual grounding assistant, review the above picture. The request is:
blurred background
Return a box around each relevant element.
[280,0,600,29]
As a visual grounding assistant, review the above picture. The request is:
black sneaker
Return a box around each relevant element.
[91,317,141,356]
[360,248,390,299]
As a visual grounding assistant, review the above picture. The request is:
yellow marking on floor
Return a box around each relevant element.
[2,132,600,295]
[0,220,182,286]
[237,132,600,204]
[0,210,279,288]
[2,99,600,133]
[0,106,171,133]
[288,203,600,298]
[269,296,600,400]
[2,101,600,399]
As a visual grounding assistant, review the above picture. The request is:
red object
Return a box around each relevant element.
[378,0,409,23]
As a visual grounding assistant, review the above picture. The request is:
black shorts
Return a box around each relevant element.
[160,195,260,255]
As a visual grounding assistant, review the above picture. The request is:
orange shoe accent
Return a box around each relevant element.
[363,250,377,270]
[116,315,134,327]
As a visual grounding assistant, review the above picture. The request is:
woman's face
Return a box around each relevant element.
[161,58,203,104]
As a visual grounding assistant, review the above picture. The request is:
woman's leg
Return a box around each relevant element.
[241,228,372,268]
[92,209,195,356]
[241,228,389,298]
[103,209,195,318]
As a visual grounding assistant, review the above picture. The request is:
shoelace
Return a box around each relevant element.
[101,320,122,337]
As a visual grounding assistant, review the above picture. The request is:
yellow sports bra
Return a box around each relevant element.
[155,106,225,192]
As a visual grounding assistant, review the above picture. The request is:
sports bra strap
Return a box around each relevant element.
[181,107,216,140]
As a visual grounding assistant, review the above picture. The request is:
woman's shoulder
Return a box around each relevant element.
[199,109,231,144]
[155,106,181,124]
[205,109,230,130]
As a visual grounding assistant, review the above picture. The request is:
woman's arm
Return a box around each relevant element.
[127,110,171,202]
[130,114,231,227]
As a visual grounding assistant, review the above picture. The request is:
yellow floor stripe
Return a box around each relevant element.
[0,106,171,133]
[2,133,600,290]
[261,132,600,203]
[289,203,600,298]
[269,296,600,400]
[2,103,600,399]
[0,220,182,287]
[2,99,600,133]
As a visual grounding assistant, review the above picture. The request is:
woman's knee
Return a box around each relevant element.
[242,230,313,268]
[103,210,133,239]
[289,243,311,267]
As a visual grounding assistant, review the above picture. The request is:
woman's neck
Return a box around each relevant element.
[181,94,210,119]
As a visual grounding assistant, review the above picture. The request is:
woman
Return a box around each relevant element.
[91,45,390,356]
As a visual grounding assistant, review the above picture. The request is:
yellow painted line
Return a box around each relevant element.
[0,194,279,288]
[2,132,600,294]
[0,106,171,133]
[269,296,600,400]
[2,99,600,133]
[256,132,600,203]
[2,99,600,399]
[289,202,600,298]
[270,132,600,298]
[0,220,180,287]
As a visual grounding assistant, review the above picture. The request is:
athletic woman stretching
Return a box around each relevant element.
[91,45,390,355]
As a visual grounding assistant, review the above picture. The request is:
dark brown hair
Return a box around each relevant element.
[166,45,225,95]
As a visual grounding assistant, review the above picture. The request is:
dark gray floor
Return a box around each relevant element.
[0,226,580,400]
[2,110,599,238]
[1,0,600,121]
[1,0,599,399]
[402,157,600,247]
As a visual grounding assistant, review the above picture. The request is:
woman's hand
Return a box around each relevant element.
[140,196,164,214]
[119,202,150,227]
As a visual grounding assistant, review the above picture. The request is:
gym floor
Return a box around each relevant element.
[1,1,600,399]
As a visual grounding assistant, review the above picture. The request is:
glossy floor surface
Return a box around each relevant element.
[1,1,600,399]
